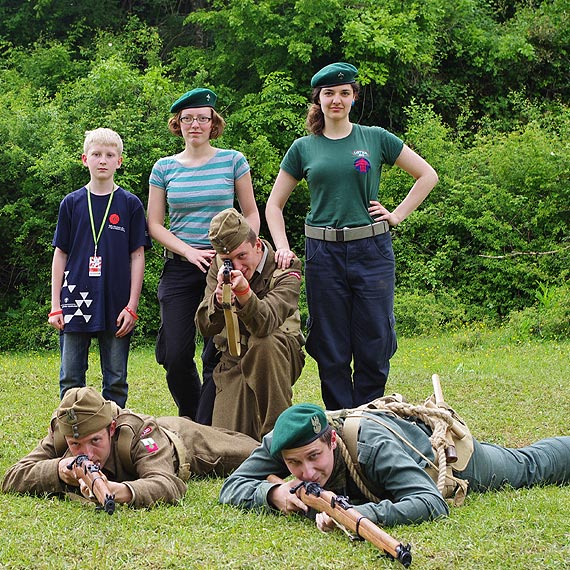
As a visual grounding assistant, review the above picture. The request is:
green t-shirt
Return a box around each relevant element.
[280,124,404,228]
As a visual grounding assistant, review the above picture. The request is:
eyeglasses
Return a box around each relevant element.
[179,115,212,125]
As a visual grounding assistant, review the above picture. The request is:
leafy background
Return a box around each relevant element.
[0,0,568,349]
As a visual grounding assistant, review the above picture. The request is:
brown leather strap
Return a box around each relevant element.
[222,281,241,357]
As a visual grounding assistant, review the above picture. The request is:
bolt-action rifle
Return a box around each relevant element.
[268,475,412,567]
[222,259,241,357]
[67,454,116,514]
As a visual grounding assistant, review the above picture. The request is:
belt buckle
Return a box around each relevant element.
[335,228,345,242]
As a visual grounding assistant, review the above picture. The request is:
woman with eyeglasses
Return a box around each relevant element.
[148,88,260,421]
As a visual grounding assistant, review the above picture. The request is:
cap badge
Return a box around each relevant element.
[338,72,345,79]
[311,414,322,434]
[66,409,77,423]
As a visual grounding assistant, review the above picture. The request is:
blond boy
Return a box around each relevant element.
[48,128,151,406]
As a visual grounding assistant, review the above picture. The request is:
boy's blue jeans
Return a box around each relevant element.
[59,330,130,407]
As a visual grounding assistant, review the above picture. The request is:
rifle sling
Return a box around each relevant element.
[222,282,241,357]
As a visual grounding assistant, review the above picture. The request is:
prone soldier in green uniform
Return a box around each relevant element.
[2,387,258,508]
[220,401,570,528]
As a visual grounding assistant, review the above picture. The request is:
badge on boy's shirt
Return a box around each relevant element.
[89,256,102,277]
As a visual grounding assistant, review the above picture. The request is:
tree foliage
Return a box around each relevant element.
[0,0,568,348]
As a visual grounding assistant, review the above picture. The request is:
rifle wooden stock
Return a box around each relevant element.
[267,475,412,567]
[67,454,116,514]
[222,260,241,357]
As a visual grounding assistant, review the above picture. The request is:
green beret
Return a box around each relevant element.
[310,62,358,88]
[170,88,217,113]
[57,387,114,439]
[209,208,252,254]
[270,403,329,456]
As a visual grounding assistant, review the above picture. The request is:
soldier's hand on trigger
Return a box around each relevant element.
[268,480,308,515]
[57,457,80,486]
[215,265,248,304]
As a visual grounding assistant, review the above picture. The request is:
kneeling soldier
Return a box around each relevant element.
[195,208,305,441]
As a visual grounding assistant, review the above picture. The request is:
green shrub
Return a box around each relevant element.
[502,282,570,342]
[394,289,469,337]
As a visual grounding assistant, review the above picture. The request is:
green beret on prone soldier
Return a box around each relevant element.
[220,376,570,531]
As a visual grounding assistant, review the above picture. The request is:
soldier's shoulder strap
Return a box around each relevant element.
[114,409,147,475]
[269,267,285,289]
[335,403,406,503]
[269,260,302,289]
[116,421,138,474]
[327,394,412,503]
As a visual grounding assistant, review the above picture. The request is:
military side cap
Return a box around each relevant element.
[310,62,358,88]
[170,88,217,113]
[209,207,252,254]
[270,403,329,456]
[56,387,114,439]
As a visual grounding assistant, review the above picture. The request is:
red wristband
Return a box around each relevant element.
[124,306,138,320]
[48,309,63,317]
[234,284,251,296]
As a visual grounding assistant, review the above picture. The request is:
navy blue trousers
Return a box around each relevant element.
[304,233,397,410]
[156,258,206,419]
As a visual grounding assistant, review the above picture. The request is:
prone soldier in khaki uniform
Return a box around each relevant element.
[2,387,258,508]
[195,208,305,441]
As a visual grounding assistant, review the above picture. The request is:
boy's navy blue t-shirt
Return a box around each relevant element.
[52,186,151,333]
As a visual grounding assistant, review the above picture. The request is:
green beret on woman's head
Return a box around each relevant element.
[170,88,217,113]
[310,62,358,88]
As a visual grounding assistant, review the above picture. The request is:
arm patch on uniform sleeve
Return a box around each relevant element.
[141,438,159,453]
[287,271,302,280]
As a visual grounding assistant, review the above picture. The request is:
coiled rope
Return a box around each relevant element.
[332,400,456,499]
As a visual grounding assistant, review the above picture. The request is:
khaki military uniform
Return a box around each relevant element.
[2,405,258,508]
[195,240,305,441]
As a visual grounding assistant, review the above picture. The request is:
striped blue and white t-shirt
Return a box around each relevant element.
[149,149,250,248]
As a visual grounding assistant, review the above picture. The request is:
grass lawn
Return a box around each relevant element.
[1,329,569,569]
